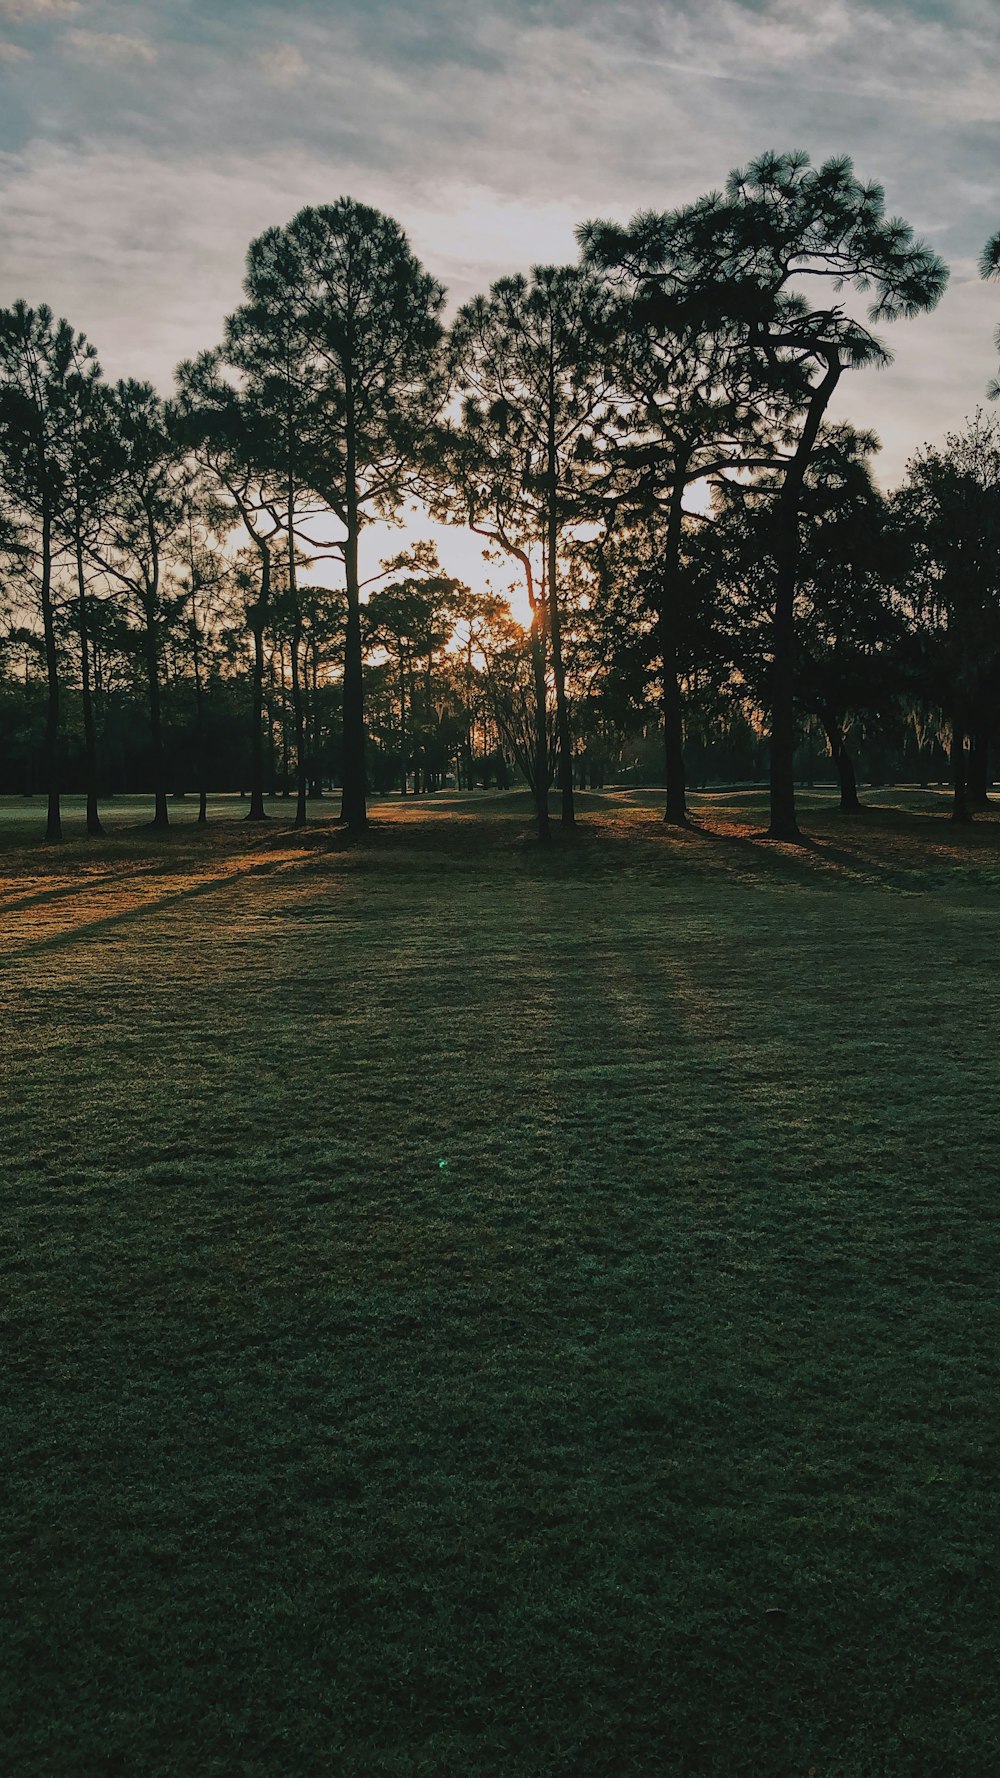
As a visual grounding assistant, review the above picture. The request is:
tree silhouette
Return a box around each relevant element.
[644,152,947,838]
[896,414,1000,821]
[0,304,100,840]
[92,382,186,829]
[446,266,618,828]
[221,228,332,828]
[979,231,1000,399]
[282,201,446,832]
[0,172,975,838]
[56,350,110,836]
[366,554,465,798]
[425,412,553,836]
[175,352,289,822]
[579,217,780,824]
[703,425,904,811]
[173,475,236,824]
[471,597,558,799]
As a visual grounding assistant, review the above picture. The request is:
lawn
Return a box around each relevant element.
[2,789,999,1776]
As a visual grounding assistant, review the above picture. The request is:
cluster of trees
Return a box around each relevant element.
[3,150,1000,844]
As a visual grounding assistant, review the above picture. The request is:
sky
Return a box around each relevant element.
[1,0,999,606]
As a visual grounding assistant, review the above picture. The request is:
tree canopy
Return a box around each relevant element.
[6,152,999,846]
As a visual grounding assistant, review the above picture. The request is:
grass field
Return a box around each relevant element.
[3,788,1000,1776]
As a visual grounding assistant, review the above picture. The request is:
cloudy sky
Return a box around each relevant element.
[1,0,998,591]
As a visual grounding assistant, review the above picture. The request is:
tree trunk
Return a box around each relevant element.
[75,537,102,836]
[768,357,841,841]
[339,391,368,832]
[528,575,551,841]
[307,640,324,798]
[266,648,278,797]
[248,620,268,819]
[191,591,208,826]
[143,589,169,829]
[247,546,270,821]
[951,721,972,823]
[423,657,436,793]
[278,646,290,795]
[340,552,366,828]
[661,660,687,826]
[289,630,307,828]
[286,503,307,829]
[822,712,861,812]
[398,657,408,797]
[39,499,61,841]
[967,726,990,810]
[547,429,574,826]
[657,467,690,826]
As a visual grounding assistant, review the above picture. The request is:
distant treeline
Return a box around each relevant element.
[0,659,957,804]
[2,149,1000,842]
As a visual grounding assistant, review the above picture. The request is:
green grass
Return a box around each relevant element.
[3,790,1000,1776]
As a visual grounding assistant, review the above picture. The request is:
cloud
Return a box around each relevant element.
[1,0,999,487]
[64,28,157,67]
[0,0,77,18]
[0,37,28,59]
[257,43,308,86]
[0,130,994,488]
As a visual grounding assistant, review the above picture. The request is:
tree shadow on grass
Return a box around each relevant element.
[681,817,927,896]
[1,853,306,964]
[691,804,1000,898]
[0,867,162,919]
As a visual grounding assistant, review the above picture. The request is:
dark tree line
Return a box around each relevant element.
[5,151,1000,843]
